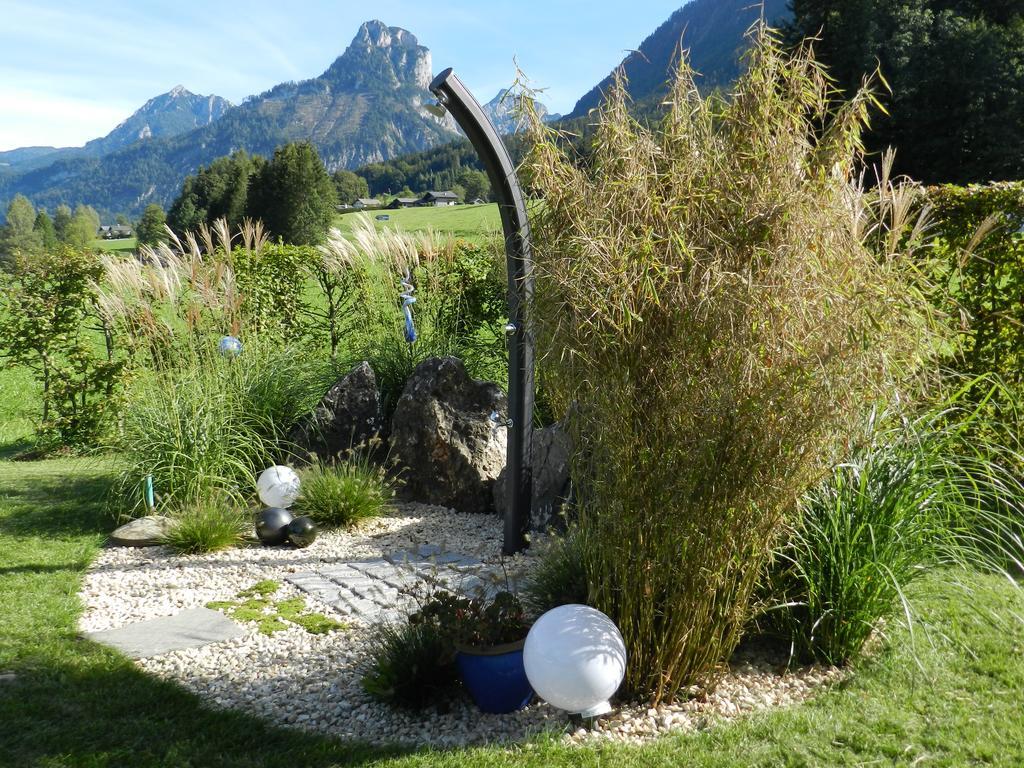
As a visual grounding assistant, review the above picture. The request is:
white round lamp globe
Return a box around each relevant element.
[523,604,626,717]
[256,466,300,509]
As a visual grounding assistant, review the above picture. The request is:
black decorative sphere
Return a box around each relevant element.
[255,507,293,546]
[287,516,318,548]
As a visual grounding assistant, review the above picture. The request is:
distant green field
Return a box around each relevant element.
[333,203,502,243]
[91,237,137,253]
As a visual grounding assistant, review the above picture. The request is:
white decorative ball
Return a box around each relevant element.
[523,604,626,717]
[256,465,300,509]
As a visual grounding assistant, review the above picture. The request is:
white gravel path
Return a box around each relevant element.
[79,503,844,747]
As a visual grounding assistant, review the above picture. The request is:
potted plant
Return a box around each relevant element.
[410,590,533,714]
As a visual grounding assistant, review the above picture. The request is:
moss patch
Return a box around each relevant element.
[205,581,348,636]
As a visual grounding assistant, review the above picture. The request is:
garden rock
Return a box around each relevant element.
[390,357,507,513]
[494,422,574,531]
[289,361,386,463]
[109,516,173,547]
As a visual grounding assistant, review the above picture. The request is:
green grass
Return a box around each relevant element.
[0,364,38,457]
[2,455,1024,765]
[333,204,501,244]
[91,237,138,253]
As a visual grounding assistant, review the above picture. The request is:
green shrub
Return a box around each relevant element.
[296,457,393,527]
[362,590,528,710]
[362,619,460,710]
[0,246,125,449]
[927,183,1024,390]
[521,532,589,616]
[160,498,249,554]
[523,29,946,703]
[762,393,1024,665]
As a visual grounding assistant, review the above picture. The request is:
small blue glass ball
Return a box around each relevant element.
[218,336,243,357]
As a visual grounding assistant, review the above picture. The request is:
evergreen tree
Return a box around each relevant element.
[247,142,338,245]
[135,204,168,246]
[787,0,1024,183]
[167,151,264,234]
[1,195,43,264]
[331,169,370,205]
[33,211,58,251]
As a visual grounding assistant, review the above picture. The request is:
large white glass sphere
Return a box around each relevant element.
[256,465,300,509]
[523,604,626,717]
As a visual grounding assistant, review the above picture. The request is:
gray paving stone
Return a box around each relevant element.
[84,608,245,659]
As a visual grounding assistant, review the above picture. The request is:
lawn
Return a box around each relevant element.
[1,447,1023,766]
[91,237,138,253]
[333,204,502,244]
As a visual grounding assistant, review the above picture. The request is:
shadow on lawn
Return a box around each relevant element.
[0,647,414,767]
[0,464,118,539]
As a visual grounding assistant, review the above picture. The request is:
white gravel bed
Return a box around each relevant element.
[79,503,845,747]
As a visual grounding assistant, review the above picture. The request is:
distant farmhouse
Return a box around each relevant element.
[98,225,133,239]
[420,190,458,207]
[342,191,462,214]
[387,197,420,209]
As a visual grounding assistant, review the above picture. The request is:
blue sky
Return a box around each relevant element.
[0,0,687,151]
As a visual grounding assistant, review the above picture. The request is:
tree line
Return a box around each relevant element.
[0,197,101,266]
[167,142,338,246]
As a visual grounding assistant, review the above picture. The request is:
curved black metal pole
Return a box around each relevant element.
[429,68,534,555]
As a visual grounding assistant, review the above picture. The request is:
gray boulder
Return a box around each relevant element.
[390,357,507,513]
[110,516,173,547]
[494,421,574,532]
[289,361,386,463]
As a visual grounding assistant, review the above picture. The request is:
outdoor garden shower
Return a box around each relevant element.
[428,69,535,555]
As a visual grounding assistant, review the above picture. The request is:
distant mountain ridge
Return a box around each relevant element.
[569,0,791,118]
[0,20,458,218]
[0,86,232,175]
[84,86,233,157]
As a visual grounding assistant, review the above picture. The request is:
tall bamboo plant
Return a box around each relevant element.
[523,27,948,703]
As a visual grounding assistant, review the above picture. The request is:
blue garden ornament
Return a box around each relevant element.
[399,273,417,344]
[218,335,243,357]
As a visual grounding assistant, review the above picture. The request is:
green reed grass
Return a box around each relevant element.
[523,27,947,703]
[113,340,334,513]
[763,386,1024,665]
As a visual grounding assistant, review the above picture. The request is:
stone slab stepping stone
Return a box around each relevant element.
[84,607,245,659]
[109,516,173,547]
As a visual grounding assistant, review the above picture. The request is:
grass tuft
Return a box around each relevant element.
[160,499,248,554]
[296,457,393,528]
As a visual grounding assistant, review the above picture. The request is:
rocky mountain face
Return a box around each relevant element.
[1,21,458,218]
[568,0,791,118]
[482,90,559,134]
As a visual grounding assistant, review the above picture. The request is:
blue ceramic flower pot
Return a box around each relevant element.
[455,639,534,714]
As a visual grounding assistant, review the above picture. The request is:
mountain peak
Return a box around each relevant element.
[167,84,190,98]
[324,20,432,90]
[354,20,420,49]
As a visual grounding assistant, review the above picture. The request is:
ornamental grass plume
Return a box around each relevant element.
[522,26,948,703]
